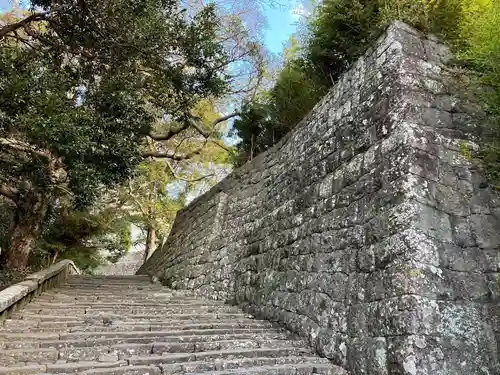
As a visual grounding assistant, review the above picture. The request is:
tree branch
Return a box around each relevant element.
[142,147,203,160]
[142,140,207,160]
[187,118,211,138]
[149,113,240,142]
[188,112,241,139]
[143,112,239,161]
[0,184,18,204]
[127,178,149,217]
[148,122,189,141]
[212,112,241,127]
[210,139,234,155]
[165,160,214,182]
[0,12,49,39]
[0,137,52,159]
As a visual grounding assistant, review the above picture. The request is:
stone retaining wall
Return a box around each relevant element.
[139,22,500,375]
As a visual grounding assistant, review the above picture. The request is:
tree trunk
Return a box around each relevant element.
[144,225,156,263]
[52,249,60,265]
[2,191,48,269]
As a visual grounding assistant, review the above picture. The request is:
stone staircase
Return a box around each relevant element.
[0,275,343,375]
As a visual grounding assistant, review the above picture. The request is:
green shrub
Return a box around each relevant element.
[30,206,132,273]
[270,59,325,130]
[453,0,500,183]
[230,101,277,164]
[232,0,500,168]
[306,0,381,86]
[0,202,13,254]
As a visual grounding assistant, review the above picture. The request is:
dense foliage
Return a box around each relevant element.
[0,201,13,252]
[1,0,228,208]
[460,1,500,183]
[34,205,133,272]
[0,0,234,268]
[232,0,500,169]
[0,196,131,272]
[0,0,284,272]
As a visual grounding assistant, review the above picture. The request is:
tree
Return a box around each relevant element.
[122,98,234,262]
[231,36,324,164]
[122,161,186,263]
[186,0,282,99]
[231,0,472,162]
[0,0,307,269]
[0,0,230,269]
[0,200,14,255]
[33,201,133,272]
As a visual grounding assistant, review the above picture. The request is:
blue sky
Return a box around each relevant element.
[0,0,26,11]
[262,2,304,54]
[0,0,303,54]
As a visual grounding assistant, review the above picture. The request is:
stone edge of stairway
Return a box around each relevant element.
[0,260,80,319]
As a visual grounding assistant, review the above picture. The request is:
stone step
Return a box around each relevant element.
[63,278,150,282]
[59,285,162,290]
[2,332,292,350]
[0,275,337,375]
[23,301,231,315]
[1,328,279,340]
[80,357,336,375]
[0,360,128,374]
[67,275,150,280]
[23,300,232,307]
[1,321,275,334]
[127,347,312,366]
[185,364,343,375]
[20,308,241,316]
[37,290,192,295]
[0,347,313,370]
[4,316,267,326]
[22,302,230,310]
[0,347,59,366]
[4,319,268,329]
[58,286,159,291]
[0,364,49,375]
[32,299,225,306]
[0,357,340,375]
[30,300,226,307]
[10,312,249,321]
[60,284,156,289]
[57,285,160,298]
[56,280,161,285]
[43,286,189,292]
[0,340,302,365]
[160,356,333,373]
[39,291,194,297]
[78,365,162,375]
[35,295,203,302]
[0,329,288,342]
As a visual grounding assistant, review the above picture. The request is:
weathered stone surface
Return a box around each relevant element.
[0,276,336,374]
[0,281,37,313]
[0,364,47,375]
[139,22,500,375]
[94,251,144,276]
[25,260,79,284]
[1,260,79,318]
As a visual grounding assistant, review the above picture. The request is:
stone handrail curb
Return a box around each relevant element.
[0,260,80,319]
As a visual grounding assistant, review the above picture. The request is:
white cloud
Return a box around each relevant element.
[290,4,310,20]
